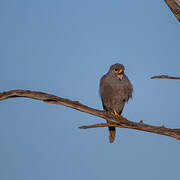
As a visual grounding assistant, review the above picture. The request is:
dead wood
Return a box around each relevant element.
[151,75,180,80]
[0,89,180,141]
[165,0,180,22]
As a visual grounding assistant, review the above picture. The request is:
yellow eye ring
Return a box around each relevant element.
[114,69,123,73]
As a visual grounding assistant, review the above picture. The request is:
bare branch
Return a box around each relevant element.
[151,75,180,80]
[165,0,180,22]
[0,89,180,141]
[79,123,114,129]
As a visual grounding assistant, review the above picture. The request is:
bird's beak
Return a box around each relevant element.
[117,69,123,74]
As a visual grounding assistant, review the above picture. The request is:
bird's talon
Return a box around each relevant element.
[112,109,122,118]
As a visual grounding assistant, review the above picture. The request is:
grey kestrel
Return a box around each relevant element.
[100,63,133,143]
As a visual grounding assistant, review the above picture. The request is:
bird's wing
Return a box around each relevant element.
[100,75,116,143]
[99,75,113,110]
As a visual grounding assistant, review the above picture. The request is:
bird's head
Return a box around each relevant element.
[109,63,125,80]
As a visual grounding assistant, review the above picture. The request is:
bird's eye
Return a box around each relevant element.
[114,69,118,72]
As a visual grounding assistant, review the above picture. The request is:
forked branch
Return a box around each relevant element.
[0,89,180,141]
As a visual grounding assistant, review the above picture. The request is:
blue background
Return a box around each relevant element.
[0,0,180,180]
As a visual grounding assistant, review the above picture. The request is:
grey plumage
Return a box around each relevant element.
[100,63,133,143]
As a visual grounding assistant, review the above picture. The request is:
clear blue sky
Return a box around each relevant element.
[0,0,180,180]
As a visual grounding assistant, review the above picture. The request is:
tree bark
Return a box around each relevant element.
[165,0,180,22]
[0,89,180,141]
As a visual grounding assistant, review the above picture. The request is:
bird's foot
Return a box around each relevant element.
[111,109,122,119]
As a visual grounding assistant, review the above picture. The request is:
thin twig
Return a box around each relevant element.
[151,75,180,80]
[0,89,180,141]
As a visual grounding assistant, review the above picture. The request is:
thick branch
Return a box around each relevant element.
[151,75,180,80]
[165,0,180,22]
[0,89,180,141]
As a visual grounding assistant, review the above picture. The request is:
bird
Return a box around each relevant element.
[99,63,133,143]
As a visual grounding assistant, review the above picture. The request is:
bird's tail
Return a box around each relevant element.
[108,126,116,143]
